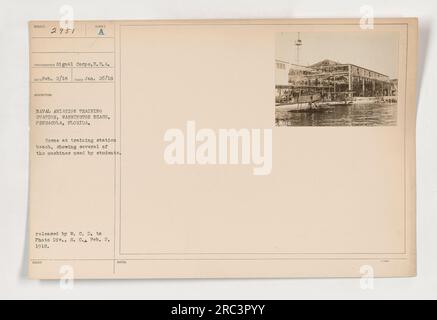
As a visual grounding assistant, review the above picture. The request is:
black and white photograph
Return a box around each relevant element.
[275,31,399,126]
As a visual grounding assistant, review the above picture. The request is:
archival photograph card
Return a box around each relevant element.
[28,18,417,279]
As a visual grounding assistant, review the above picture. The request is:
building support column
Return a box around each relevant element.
[333,76,336,93]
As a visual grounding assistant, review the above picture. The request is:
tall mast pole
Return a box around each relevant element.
[295,32,302,65]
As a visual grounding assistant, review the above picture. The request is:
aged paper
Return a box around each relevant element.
[28,19,417,279]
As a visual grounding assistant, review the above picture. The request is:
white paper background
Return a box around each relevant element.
[0,0,436,299]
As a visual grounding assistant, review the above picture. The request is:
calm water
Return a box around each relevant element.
[276,103,397,127]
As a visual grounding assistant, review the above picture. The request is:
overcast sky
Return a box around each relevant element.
[276,31,399,79]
